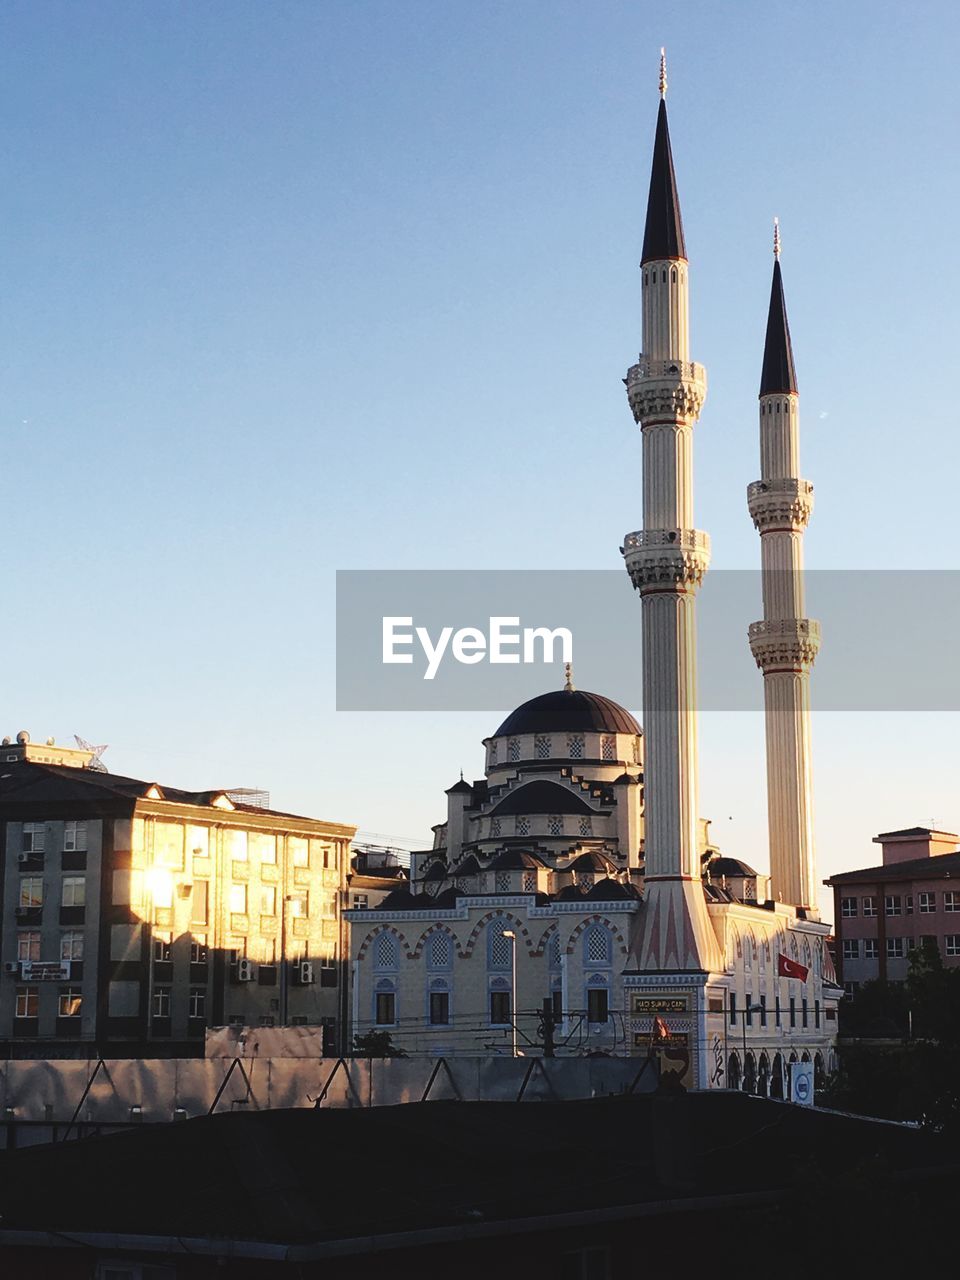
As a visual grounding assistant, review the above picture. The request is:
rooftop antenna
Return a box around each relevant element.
[564,662,575,692]
[773,216,781,260]
[659,47,668,99]
[74,735,109,772]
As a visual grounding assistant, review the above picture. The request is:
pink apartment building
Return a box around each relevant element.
[826,828,960,993]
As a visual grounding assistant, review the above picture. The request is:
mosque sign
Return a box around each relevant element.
[632,994,689,1014]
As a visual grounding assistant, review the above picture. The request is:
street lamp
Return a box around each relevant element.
[502,930,518,1057]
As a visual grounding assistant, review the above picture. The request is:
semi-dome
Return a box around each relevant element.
[493,689,641,738]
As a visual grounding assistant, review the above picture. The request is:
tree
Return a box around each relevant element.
[352,1030,407,1058]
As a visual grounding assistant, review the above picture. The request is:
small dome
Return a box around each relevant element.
[493,689,641,738]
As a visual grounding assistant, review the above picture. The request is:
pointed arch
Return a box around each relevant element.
[564,914,629,957]
[356,924,413,963]
[462,909,534,958]
[411,921,464,960]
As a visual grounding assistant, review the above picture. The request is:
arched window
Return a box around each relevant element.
[487,921,513,970]
[535,734,551,759]
[489,740,498,766]
[771,1053,785,1100]
[568,734,584,759]
[743,1052,757,1094]
[548,929,562,971]
[508,738,521,762]
[373,932,398,971]
[428,977,451,1026]
[757,1053,770,1098]
[814,1052,826,1090]
[427,930,452,970]
[727,1052,741,1091]
[584,924,612,967]
[671,268,677,283]
[374,978,396,1026]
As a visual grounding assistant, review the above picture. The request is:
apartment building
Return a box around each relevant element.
[825,827,960,992]
[0,739,355,1056]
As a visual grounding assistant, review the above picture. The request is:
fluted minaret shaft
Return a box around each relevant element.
[623,70,720,972]
[748,245,820,913]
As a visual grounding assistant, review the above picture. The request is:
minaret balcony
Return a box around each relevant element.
[622,528,710,591]
[747,478,814,531]
[748,618,821,671]
[626,356,707,424]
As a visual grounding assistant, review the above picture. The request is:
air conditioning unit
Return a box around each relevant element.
[296,961,315,986]
[236,958,255,982]
[17,852,31,865]
[3,962,19,975]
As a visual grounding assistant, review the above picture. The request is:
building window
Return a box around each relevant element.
[842,939,860,960]
[58,930,83,963]
[886,937,904,959]
[152,987,171,1018]
[516,816,531,837]
[906,896,914,915]
[789,997,796,1028]
[190,880,209,925]
[374,932,399,971]
[840,897,858,917]
[568,734,584,759]
[58,988,82,1018]
[490,817,502,837]
[815,1000,821,1028]
[535,735,551,760]
[190,937,208,964]
[760,994,768,1027]
[864,939,879,959]
[945,891,960,913]
[429,989,450,1025]
[289,891,309,918]
[843,981,859,999]
[229,883,247,914]
[508,738,521,762]
[22,823,45,853]
[260,885,277,917]
[226,830,248,862]
[522,871,537,892]
[601,736,616,761]
[547,815,563,836]
[375,986,396,1025]
[862,897,877,917]
[945,935,960,957]
[587,987,609,1024]
[729,993,737,1025]
[63,821,88,852]
[578,816,592,837]
[189,988,206,1019]
[775,996,781,1027]
[746,993,754,1026]
[495,871,512,893]
[252,833,277,865]
[488,922,513,970]
[489,740,498,765]
[17,932,41,963]
[428,931,452,969]
[885,896,901,917]
[62,876,86,908]
[19,877,43,908]
[918,891,936,913]
[548,929,562,970]
[290,838,309,868]
[353,893,369,909]
[490,989,511,1025]
[15,986,39,1018]
[584,925,612,966]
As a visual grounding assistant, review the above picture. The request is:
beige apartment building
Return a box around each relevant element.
[0,735,355,1056]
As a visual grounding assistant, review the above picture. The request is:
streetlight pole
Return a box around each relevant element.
[502,930,518,1057]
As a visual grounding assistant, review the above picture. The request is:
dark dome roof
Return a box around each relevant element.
[493,689,641,738]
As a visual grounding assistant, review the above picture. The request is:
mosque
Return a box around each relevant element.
[347,55,841,1093]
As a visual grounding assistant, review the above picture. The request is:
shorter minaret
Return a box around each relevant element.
[748,221,820,911]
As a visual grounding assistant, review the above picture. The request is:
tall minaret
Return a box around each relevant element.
[748,221,820,912]
[623,53,720,972]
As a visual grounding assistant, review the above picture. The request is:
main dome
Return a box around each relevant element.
[493,689,641,738]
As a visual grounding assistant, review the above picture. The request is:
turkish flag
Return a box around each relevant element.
[778,953,809,981]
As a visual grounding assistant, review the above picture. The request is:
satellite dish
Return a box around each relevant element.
[16,730,29,745]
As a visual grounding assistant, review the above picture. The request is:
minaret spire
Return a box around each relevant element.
[623,59,721,980]
[659,47,668,98]
[748,231,820,912]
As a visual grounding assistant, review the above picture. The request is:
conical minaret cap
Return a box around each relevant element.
[759,256,798,396]
[641,97,687,264]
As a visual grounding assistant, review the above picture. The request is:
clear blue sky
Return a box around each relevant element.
[2,1,959,916]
